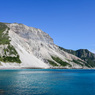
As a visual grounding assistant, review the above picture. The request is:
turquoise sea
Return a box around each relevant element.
[0,69,95,95]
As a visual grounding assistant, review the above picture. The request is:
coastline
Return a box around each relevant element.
[0,66,94,70]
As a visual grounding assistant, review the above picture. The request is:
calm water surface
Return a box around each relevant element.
[0,69,95,95]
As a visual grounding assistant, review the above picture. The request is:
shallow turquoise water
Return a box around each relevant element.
[0,69,95,95]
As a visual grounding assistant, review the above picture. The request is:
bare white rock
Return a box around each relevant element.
[0,23,87,69]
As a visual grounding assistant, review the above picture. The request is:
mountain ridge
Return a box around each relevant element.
[59,47,95,67]
[0,22,94,69]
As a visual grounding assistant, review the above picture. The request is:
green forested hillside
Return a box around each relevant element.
[59,46,95,67]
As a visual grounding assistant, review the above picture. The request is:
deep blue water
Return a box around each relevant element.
[0,69,95,95]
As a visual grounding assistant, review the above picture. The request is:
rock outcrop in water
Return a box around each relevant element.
[0,22,93,68]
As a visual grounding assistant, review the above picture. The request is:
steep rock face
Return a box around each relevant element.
[5,23,87,68]
[7,23,54,45]
[0,22,90,68]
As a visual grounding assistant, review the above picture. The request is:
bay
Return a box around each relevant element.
[0,69,95,95]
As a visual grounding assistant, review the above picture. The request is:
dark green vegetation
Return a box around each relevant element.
[47,56,71,67]
[0,56,21,63]
[51,56,71,66]
[0,22,21,63]
[0,44,21,63]
[47,60,58,66]
[59,46,95,67]
[0,22,10,44]
[72,60,83,66]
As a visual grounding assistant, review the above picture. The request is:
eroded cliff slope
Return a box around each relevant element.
[0,22,91,68]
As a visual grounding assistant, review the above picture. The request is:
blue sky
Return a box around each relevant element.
[0,0,95,52]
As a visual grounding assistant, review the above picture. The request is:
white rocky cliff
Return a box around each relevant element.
[0,23,88,68]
